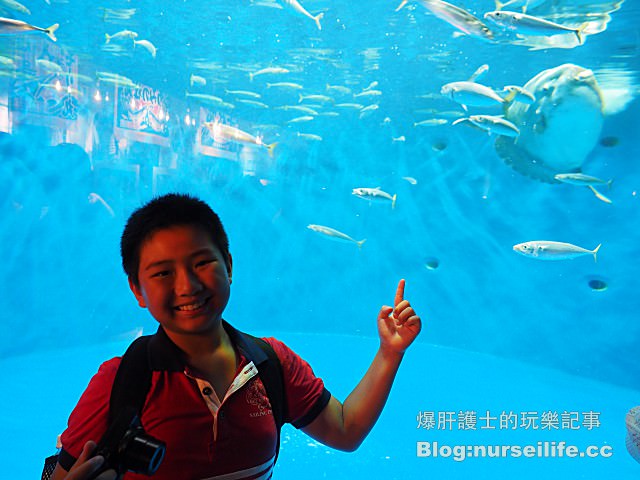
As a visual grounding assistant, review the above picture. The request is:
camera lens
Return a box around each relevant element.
[121,432,166,475]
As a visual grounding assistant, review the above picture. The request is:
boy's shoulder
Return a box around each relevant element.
[259,336,289,355]
[259,337,309,367]
[89,356,123,387]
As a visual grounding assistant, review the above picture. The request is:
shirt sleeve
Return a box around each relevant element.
[58,357,121,470]
[263,338,331,429]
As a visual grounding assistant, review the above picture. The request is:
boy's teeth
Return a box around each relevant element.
[177,300,205,311]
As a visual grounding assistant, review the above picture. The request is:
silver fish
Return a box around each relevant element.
[0,55,14,67]
[134,39,157,58]
[186,92,230,108]
[414,118,448,127]
[336,103,364,110]
[554,173,612,187]
[88,193,115,217]
[296,132,323,141]
[359,104,379,118]
[282,0,324,30]
[484,10,587,44]
[352,187,397,208]
[249,66,289,81]
[454,114,520,137]
[267,82,304,90]
[204,121,277,157]
[354,90,382,98]
[363,81,379,91]
[190,74,207,87]
[276,105,318,115]
[307,224,366,248]
[513,241,601,262]
[101,8,136,22]
[468,64,489,82]
[417,0,494,42]
[97,71,138,88]
[226,89,261,98]
[287,115,314,123]
[236,99,269,109]
[441,81,506,108]
[36,59,63,73]
[105,30,137,43]
[0,18,58,42]
[0,0,30,15]
[587,185,613,204]
[326,84,352,95]
[299,93,332,103]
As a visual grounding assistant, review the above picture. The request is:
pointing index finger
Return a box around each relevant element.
[394,278,406,307]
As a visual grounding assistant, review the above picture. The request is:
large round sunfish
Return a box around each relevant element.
[627,406,640,464]
[495,64,604,183]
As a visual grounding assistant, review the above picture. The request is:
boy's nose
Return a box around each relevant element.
[175,268,202,295]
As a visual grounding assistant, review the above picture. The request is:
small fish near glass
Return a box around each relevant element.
[513,241,601,262]
[307,224,366,248]
[352,187,397,208]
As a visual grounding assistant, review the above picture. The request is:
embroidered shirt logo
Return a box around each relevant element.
[246,380,272,418]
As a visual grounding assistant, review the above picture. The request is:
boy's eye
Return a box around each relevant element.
[150,270,171,278]
[196,258,216,268]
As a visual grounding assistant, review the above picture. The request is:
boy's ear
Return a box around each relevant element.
[227,253,233,284]
[128,277,147,308]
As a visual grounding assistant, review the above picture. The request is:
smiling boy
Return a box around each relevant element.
[51,193,422,480]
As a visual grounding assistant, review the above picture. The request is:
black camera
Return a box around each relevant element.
[91,406,166,479]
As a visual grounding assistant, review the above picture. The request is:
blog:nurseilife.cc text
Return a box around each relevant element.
[417,441,613,461]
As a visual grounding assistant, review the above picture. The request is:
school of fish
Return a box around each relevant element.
[0,0,617,268]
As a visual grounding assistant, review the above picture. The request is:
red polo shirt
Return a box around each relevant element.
[59,325,331,480]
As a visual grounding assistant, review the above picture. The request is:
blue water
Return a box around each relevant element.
[0,0,639,477]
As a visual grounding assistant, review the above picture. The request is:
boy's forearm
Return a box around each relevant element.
[304,280,421,451]
[339,347,405,449]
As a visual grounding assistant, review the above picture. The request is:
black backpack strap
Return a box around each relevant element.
[90,335,154,459]
[48,335,154,477]
[231,329,287,462]
[108,335,153,424]
[250,336,287,431]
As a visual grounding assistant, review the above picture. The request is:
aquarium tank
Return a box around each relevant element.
[0,0,639,478]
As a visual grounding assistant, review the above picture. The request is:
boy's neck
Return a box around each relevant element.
[166,322,239,397]
[164,321,231,359]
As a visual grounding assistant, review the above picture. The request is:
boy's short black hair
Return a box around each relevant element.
[121,193,231,285]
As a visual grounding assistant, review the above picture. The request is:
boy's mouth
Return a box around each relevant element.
[175,297,210,312]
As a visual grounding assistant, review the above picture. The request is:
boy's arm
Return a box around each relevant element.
[301,279,421,451]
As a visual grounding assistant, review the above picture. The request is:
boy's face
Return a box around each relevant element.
[129,224,232,337]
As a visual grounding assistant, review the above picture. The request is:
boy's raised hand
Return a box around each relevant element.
[377,279,422,354]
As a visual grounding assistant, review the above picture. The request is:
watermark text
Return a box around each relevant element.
[417,441,613,461]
